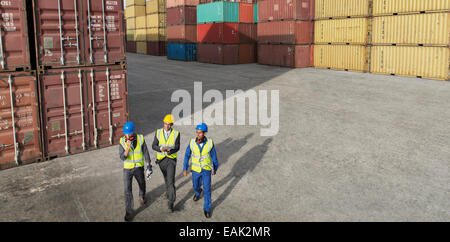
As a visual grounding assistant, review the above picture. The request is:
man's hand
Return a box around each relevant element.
[126,140,132,150]
[160,146,168,152]
[212,170,216,175]
[183,170,188,177]
[146,166,153,180]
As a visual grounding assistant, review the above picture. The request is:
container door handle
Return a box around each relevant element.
[0,26,5,69]
[78,70,86,150]
[8,75,19,165]
[87,0,94,63]
[106,68,113,144]
[91,69,98,148]
[101,0,108,63]
[60,71,69,153]
[73,0,80,64]
[57,0,65,65]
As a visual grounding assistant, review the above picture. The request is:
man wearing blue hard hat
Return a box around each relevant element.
[183,123,219,218]
[119,121,153,222]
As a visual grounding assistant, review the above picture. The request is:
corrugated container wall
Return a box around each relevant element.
[315,0,370,19]
[258,44,313,68]
[372,13,450,46]
[198,23,256,44]
[373,0,450,15]
[370,46,449,80]
[167,6,197,25]
[258,0,315,22]
[257,21,314,44]
[197,1,239,24]
[197,43,255,65]
[147,0,166,14]
[0,72,42,170]
[0,0,32,72]
[167,0,200,8]
[167,43,197,61]
[313,44,369,72]
[314,18,370,44]
[167,25,197,42]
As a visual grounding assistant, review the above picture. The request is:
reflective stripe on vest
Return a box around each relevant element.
[120,134,145,169]
[190,138,213,173]
[156,128,179,160]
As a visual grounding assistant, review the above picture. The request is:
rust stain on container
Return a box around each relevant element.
[0,0,32,72]
[0,72,42,170]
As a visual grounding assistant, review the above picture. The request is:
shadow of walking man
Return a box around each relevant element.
[211,138,273,215]
[173,133,255,211]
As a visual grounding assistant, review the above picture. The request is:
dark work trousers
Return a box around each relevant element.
[123,167,146,214]
[158,157,176,206]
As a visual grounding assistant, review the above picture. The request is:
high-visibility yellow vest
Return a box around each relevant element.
[156,128,179,160]
[120,134,145,169]
[190,138,213,173]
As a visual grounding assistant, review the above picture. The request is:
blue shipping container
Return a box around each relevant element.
[197,1,239,24]
[167,43,197,61]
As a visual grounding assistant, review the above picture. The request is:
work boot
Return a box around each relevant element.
[193,189,203,201]
[124,212,133,222]
[139,196,146,206]
[168,203,174,213]
[204,210,211,218]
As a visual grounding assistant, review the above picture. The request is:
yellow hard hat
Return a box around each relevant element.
[163,114,174,124]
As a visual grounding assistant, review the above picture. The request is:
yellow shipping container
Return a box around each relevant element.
[314,44,369,72]
[146,13,166,28]
[315,0,370,19]
[125,5,146,18]
[371,46,449,80]
[126,18,136,30]
[136,15,147,29]
[146,27,167,41]
[128,28,147,41]
[126,0,146,7]
[126,29,135,41]
[373,0,450,15]
[146,0,166,14]
[136,41,147,54]
[372,13,450,46]
[314,18,369,44]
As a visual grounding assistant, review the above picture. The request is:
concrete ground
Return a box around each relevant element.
[0,53,449,221]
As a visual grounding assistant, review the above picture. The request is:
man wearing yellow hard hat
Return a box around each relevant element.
[152,114,180,212]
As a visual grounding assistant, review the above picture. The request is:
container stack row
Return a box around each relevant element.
[1,0,129,170]
[146,0,167,56]
[313,0,372,72]
[370,0,449,80]
[196,0,258,65]
[126,0,147,53]
[257,0,315,68]
[166,0,200,61]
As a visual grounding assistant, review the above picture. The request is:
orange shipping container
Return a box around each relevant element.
[167,25,197,43]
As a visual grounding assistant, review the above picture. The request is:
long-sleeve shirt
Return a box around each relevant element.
[119,135,151,166]
[152,128,181,159]
[183,137,219,171]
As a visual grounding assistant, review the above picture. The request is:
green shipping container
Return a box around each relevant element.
[197,1,239,24]
[254,3,258,23]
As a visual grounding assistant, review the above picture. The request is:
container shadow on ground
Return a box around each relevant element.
[126,53,291,138]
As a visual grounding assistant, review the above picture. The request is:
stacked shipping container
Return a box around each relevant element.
[370,0,449,80]
[166,0,199,61]
[146,0,167,56]
[126,0,147,53]
[1,0,129,170]
[257,0,315,68]
[196,1,257,65]
[313,0,371,72]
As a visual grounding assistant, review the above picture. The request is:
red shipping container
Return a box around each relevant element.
[167,25,197,43]
[39,65,129,159]
[197,43,255,65]
[147,41,167,56]
[258,44,312,68]
[257,20,313,44]
[82,0,126,65]
[126,41,137,53]
[239,3,254,23]
[0,0,32,72]
[166,0,200,8]
[258,0,315,22]
[167,6,197,25]
[0,72,42,170]
[197,23,256,44]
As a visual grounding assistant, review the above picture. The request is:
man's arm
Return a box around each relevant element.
[167,133,181,155]
[119,144,127,161]
[183,144,191,171]
[152,132,162,152]
[142,139,151,167]
[210,144,219,172]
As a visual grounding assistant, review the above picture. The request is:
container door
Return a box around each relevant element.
[86,67,128,149]
[0,73,42,170]
[0,0,31,72]
[83,0,126,65]
[34,0,84,68]
[40,69,89,159]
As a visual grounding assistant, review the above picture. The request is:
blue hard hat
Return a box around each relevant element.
[195,123,208,132]
[123,121,135,135]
